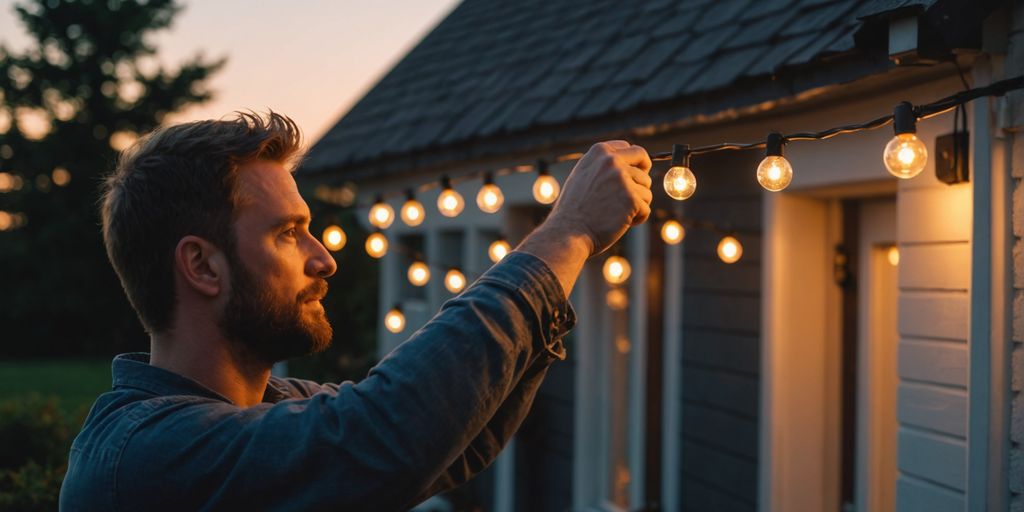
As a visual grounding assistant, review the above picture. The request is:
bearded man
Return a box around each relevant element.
[59,112,653,511]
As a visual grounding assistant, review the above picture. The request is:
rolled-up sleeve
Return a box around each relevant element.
[115,251,575,512]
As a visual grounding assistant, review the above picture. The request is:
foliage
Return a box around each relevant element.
[0,395,76,511]
[0,0,224,357]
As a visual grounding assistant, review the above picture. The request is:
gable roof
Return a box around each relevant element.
[302,0,889,179]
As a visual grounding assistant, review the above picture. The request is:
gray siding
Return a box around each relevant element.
[678,151,762,511]
[515,356,575,512]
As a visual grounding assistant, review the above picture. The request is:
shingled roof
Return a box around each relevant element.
[302,0,893,179]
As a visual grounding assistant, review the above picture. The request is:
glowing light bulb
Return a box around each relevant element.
[399,191,425,226]
[663,166,696,200]
[408,261,430,286]
[368,200,394,229]
[603,255,631,284]
[883,133,927,179]
[437,185,464,217]
[384,307,406,333]
[532,175,560,204]
[606,288,628,311]
[476,183,504,213]
[756,156,793,191]
[488,239,511,263]
[444,268,467,293]
[322,225,346,251]
[717,236,743,264]
[887,246,900,267]
[365,232,388,258]
[661,220,685,245]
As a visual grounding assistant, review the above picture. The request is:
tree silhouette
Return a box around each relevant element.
[0,0,224,357]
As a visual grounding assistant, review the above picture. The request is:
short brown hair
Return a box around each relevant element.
[101,111,303,334]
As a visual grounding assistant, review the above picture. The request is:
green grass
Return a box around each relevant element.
[0,360,111,419]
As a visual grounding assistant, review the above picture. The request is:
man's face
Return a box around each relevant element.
[219,159,337,365]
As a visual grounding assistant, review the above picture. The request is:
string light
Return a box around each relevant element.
[661,219,685,245]
[717,236,743,264]
[887,246,900,266]
[756,133,793,191]
[400,189,425,227]
[368,195,394,229]
[322,225,347,251]
[603,255,631,284]
[476,172,504,213]
[884,101,927,179]
[606,288,628,310]
[437,176,464,217]
[488,238,511,263]
[664,144,696,201]
[444,268,467,293]
[384,305,406,333]
[408,261,430,286]
[365,231,388,258]
[532,160,560,205]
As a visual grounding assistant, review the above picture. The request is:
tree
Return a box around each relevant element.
[0,0,224,357]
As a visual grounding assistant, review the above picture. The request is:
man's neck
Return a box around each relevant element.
[150,330,271,408]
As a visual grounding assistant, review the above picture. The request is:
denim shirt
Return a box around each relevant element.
[59,252,575,511]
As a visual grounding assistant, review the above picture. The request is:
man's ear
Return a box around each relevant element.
[174,235,229,297]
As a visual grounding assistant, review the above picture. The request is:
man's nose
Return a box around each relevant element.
[308,235,338,278]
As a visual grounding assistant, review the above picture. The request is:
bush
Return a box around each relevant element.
[0,395,75,512]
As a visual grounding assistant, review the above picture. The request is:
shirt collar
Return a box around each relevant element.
[111,352,289,405]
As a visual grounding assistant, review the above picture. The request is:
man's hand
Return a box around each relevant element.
[518,141,653,297]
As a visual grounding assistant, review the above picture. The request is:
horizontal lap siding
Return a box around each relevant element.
[679,153,761,512]
[895,183,971,510]
[514,358,574,511]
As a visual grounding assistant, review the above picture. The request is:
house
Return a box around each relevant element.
[299,0,1024,510]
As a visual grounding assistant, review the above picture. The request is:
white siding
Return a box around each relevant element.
[895,168,972,508]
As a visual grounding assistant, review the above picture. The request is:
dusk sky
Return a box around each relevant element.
[0,0,460,143]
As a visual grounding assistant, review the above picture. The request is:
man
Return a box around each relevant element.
[59,112,653,510]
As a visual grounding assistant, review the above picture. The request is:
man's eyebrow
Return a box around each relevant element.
[270,214,310,231]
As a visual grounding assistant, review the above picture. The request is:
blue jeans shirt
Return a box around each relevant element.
[59,252,575,511]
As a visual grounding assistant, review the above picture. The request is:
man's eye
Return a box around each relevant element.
[283,227,298,237]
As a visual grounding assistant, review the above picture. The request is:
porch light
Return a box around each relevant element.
[603,255,631,284]
[663,144,696,200]
[444,268,467,293]
[437,176,465,217]
[488,238,511,263]
[321,225,346,251]
[365,231,388,258]
[883,102,927,179]
[408,261,430,286]
[368,195,394,229]
[717,236,743,264]
[661,219,685,245]
[756,133,793,192]
[400,189,425,227]
[384,305,405,333]
[532,160,560,205]
[476,173,504,213]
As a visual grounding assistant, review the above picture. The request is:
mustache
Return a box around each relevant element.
[297,279,329,302]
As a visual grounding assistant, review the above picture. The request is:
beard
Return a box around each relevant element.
[219,257,333,366]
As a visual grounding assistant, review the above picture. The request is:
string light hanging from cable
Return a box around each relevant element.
[603,255,631,284]
[883,101,928,179]
[322,225,346,251]
[717,236,743,264]
[384,305,406,333]
[366,231,388,258]
[368,194,394,229]
[660,219,685,245]
[663,144,696,201]
[756,133,793,191]
[476,172,504,213]
[437,176,464,217]
[488,237,511,263]
[408,261,430,286]
[444,268,467,293]
[532,160,560,204]
[400,189,426,226]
